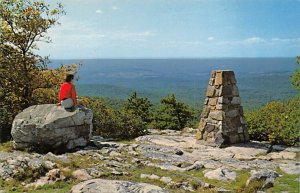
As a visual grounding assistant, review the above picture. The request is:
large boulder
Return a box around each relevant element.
[11,104,93,152]
[70,179,168,193]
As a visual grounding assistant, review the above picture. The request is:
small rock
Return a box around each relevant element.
[184,161,204,171]
[140,174,160,180]
[109,151,122,157]
[217,187,233,193]
[72,169,92,181]
[160,176,172,184]
[26,168,65,188]
[175,149,184,156]
[204,168,236,181]
[111,170,128,176]
[83,146,98,150]
[44,161,57,170]
[131,158,141,164]
[182,127,196,133]
[100,142,119,148]
[246,169,279,189]
[86,168,103,177]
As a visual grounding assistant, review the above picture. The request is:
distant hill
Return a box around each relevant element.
[51,58,298,109]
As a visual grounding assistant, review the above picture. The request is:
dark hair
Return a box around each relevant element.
[65,74,74,82]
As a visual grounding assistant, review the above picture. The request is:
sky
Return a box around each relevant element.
[38,0,300,59]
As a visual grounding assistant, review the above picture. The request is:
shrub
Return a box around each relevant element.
[86,97,147,139]
[124,92,153,126]
[291,56,300,91]
[245,97,300,146]
[151,94,195,130]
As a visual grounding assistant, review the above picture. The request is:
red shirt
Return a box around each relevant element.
[59,82,77,103]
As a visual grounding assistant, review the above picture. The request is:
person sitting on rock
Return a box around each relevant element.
[59,74,83,109]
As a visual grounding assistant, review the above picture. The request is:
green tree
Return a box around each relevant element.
[124,92,153,125]
[0,0,69,140]
[152,94,194,130]
[291,56,300,91]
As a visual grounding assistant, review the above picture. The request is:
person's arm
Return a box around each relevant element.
[59,83,63,102]
[71,84,77,104]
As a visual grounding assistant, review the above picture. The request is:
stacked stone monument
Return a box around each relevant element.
[197,70,249,146]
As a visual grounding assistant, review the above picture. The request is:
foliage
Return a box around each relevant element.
[86,97,147,139]
[124,92,153,126]
[291,56,300,91]
[245,97,300,146]
[0,0,80,138]
[151,94,194,130]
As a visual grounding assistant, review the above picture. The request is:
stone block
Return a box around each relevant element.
[206,132,215,143]
[226,109,239,118]
[207,117,218,124]
[229,135,239,144]
[237,127,244,134]
[208,98,218,106]
[231,97,241,105]
[210,110,224,121]
[218,96,230,104]
[220,85,232,96]
[230,73,236,84]
[196,130,203,140]
[215,71,223,85]
[231,116,241,126]
[201,106,211,118]
[224,71,235,85]
[204,98,209,105]
[240,117,246,125]
[232,85,239,96]
[239,106,244,115]
[216,104,224,110]
[205,124,215,133]
[198,118,207,130]
[206,85,215,97]
[211,71,216,78]
[209,78,215,86]
[244,131,250,141]
[239,134,245,142]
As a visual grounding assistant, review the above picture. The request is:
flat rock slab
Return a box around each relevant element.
[70,179,168,193]
[279,161,300,175]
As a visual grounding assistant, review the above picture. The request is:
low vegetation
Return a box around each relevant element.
[86,93,196,139]
[245,97,300,146]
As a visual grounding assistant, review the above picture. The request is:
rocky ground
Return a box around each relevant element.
[0,129,299,193]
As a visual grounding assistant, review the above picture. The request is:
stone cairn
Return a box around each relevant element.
[197,70,249,147]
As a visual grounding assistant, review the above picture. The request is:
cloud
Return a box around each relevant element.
[112,6,119,10]
[162,41,202,48]
[95,9,103,14]
[271,37,300,43]
[216,37,266,45]
[244,37,266,44]
[207,37,214,41]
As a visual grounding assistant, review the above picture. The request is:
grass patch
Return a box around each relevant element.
[32,181,73,193]
[0,141,14,152]
[186,169,252,192]
[267,170,300,193]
